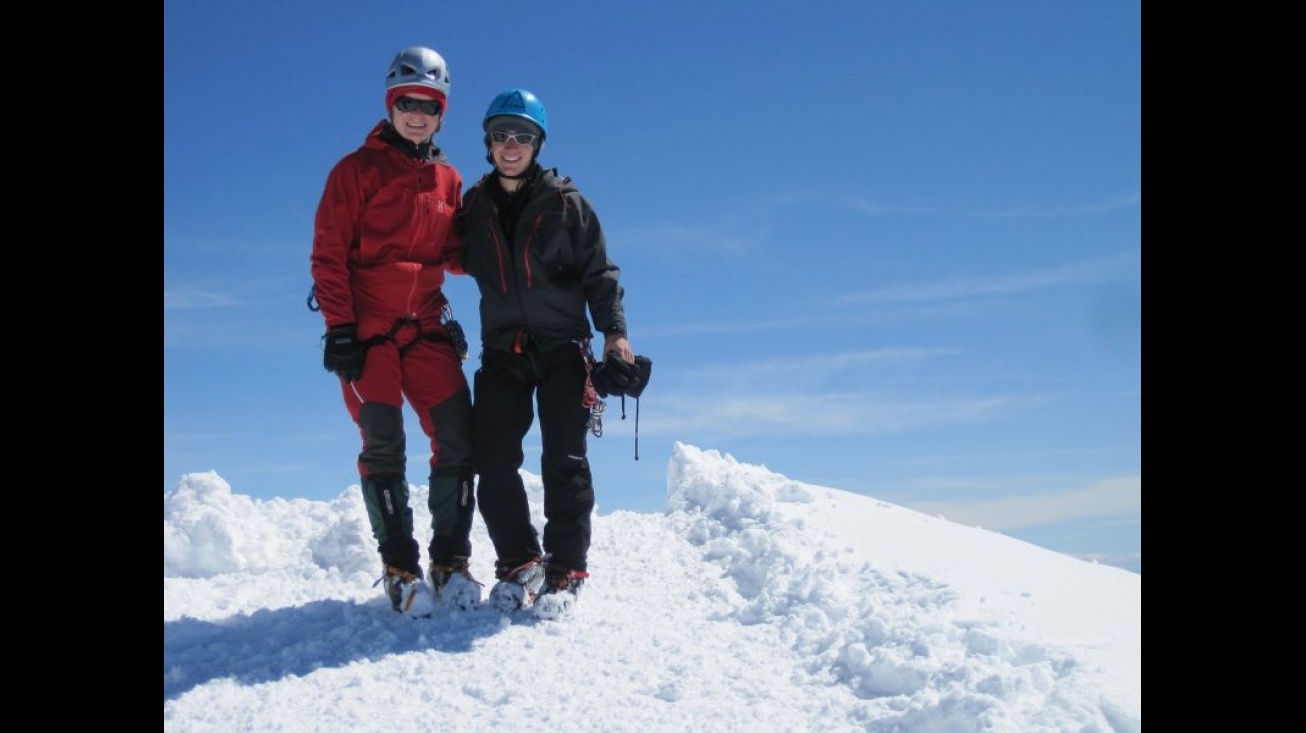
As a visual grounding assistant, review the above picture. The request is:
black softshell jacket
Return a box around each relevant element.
[456,167,626,354]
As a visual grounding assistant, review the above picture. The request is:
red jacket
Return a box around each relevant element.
[311,121,463,339]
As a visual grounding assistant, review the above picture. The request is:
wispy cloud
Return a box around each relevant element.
[684,348,960,387]
[614,347,1048,438]
[838,191,1142,219]
[837,253,1140,306]
[644,253,1141,337]
[644,297,990,339]
[620,221,764,255]
[906,475,1141,531]
[1075,550,1141,571]
[641,314,823,338]
[636,391,1036,439]
[165,288,242,311]
[973,192,1143,219]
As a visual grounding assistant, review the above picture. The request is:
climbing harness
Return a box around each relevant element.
[577,339,606,439]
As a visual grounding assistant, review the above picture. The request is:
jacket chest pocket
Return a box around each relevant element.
[533,214,574,278]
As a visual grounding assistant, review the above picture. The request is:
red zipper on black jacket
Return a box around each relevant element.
[521,214,543,289]
[489,224,509,293]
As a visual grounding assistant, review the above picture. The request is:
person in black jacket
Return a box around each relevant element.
[455,88,634,619]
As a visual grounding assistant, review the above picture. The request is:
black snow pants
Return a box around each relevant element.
[472,344,595,572]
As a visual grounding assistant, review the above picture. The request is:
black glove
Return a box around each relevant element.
[323,323,368,382]
[592,354,652,398]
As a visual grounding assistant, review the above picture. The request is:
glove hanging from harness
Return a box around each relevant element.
[591,354,652,399]
[322,312,465,384]
[441,304,469,363]
[323,323,367,382]
[579,341,653,460]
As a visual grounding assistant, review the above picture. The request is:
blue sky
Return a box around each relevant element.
[164,2,1141,571]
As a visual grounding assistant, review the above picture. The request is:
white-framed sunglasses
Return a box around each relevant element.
[489,130,538,146]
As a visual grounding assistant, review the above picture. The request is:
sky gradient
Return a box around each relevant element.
[164,2,1142,571]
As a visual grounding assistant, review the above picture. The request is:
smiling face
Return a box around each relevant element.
[489,135,532,178]
[486,117,543,178]
[391,92,442,144]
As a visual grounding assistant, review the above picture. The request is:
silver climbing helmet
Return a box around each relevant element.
[384,46,451,111]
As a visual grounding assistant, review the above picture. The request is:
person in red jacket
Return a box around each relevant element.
[310,46,478,617]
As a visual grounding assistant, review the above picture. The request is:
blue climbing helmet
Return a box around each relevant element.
[482,88,549,141]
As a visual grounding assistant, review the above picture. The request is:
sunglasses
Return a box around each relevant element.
[489,130,538,146]
[394,97,442,116]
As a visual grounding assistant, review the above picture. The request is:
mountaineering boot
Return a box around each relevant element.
[362,472,429,616]
[486,556,546,613]
[377,565,437,617]
[533,566,589,621]
[429,557,484,611]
